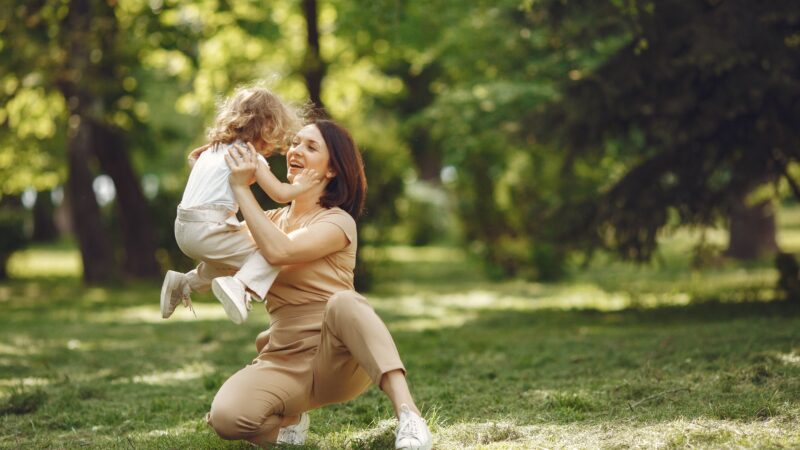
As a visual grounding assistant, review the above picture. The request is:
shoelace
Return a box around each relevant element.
[244,291,253,311]
[397,411,424,442]
[181,284,197,318]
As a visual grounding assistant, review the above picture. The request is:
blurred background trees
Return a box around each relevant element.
[1,0,798,286]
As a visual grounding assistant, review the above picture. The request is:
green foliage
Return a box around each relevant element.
[538,0,800,260]
[3,0,797,283]
[334,0,630,279]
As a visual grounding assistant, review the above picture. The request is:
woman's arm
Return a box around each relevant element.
[226,147,348,265]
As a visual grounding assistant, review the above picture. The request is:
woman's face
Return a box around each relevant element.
[287,124,333,183]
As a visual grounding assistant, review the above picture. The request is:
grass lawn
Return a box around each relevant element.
[1,230,799,448]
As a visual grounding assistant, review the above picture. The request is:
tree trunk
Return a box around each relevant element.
[93,123,161,279]
[32,190,59,242]
[408,127,442,182]
[301,0,327,115]
[65,117,117,283]
[725,195,779,260]
[60,0,117,283]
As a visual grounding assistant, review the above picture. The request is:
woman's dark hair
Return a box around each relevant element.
[314,119,367,219]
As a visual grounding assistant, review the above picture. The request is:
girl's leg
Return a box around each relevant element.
[185,261,235,293]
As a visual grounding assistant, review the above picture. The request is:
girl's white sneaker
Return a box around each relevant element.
[395,404,432,450]
[211,276,252,324]
[160,270,194,318]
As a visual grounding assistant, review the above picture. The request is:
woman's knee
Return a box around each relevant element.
[325,290,366,322]
[208,388,283,440]
[207,402,248,440]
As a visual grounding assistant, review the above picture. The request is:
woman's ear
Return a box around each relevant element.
[326,169,336,179]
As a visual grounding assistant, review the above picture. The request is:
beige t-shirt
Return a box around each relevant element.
[264,206,357,311]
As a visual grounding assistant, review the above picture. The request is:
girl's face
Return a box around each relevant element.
[287,124,334,183]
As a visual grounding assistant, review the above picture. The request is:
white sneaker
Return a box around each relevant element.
[160,270,194,319]
[395,404,432,450]
[211,276,252,325]
[276,412,310,445]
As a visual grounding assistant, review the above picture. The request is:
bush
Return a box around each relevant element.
[775,252,800,303]
[0,210,28,279]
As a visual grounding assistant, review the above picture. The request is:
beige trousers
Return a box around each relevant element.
[174,205,278,299]
[207,290,406,443]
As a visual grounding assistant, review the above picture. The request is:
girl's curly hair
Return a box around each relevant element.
[206,85,303,155]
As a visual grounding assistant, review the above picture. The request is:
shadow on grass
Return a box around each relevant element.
[1,274,799,448]
[386,299,800,425]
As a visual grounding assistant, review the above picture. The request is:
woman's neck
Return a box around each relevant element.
[290,178,330,216]
[289,192,322,217]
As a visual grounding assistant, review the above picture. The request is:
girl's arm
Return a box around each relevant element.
[187,143,211,168]
[225,146,348,266]
[254,158,321,204]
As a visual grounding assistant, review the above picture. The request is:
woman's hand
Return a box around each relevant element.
[225,142,259,186]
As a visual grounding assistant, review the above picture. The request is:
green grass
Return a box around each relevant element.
[1,231,800,448]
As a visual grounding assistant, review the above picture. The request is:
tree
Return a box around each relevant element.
[334,0,628,277]
[301,0,327,114]
[538,0,800,261]
[2,0,182,281]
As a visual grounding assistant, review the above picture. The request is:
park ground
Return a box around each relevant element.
[1,213,800,449]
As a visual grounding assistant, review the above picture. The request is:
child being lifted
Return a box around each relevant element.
[160,85,319,324]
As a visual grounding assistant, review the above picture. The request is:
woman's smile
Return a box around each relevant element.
[286,124,330,182]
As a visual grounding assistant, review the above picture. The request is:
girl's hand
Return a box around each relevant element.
[188,143,211,167]
[225,142,258,186]
[291,168,323,191]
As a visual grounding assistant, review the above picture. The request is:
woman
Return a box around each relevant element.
[206,119,433,450]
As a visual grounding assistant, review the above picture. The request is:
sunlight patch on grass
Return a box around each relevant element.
[0,342,40,356]
[778,229,800,253]
[84,303,240,324]
[0,377,51,389]
[7,248,82,278]
[142,419,201,438]
[373,293,480,331]
[127,362,214,386]
[364,245,465,263]
[430,418,800,449]
[776,351,800,366]
[372,284,700,331]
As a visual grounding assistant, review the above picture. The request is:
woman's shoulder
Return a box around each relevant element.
[313,207,357,244]
[265,206,290,222]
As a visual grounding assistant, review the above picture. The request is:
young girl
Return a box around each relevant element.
[160,85,319,324]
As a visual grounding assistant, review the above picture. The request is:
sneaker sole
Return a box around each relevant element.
[160,271,181,319]
[396,440,432,450]
[211,278,246,325]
